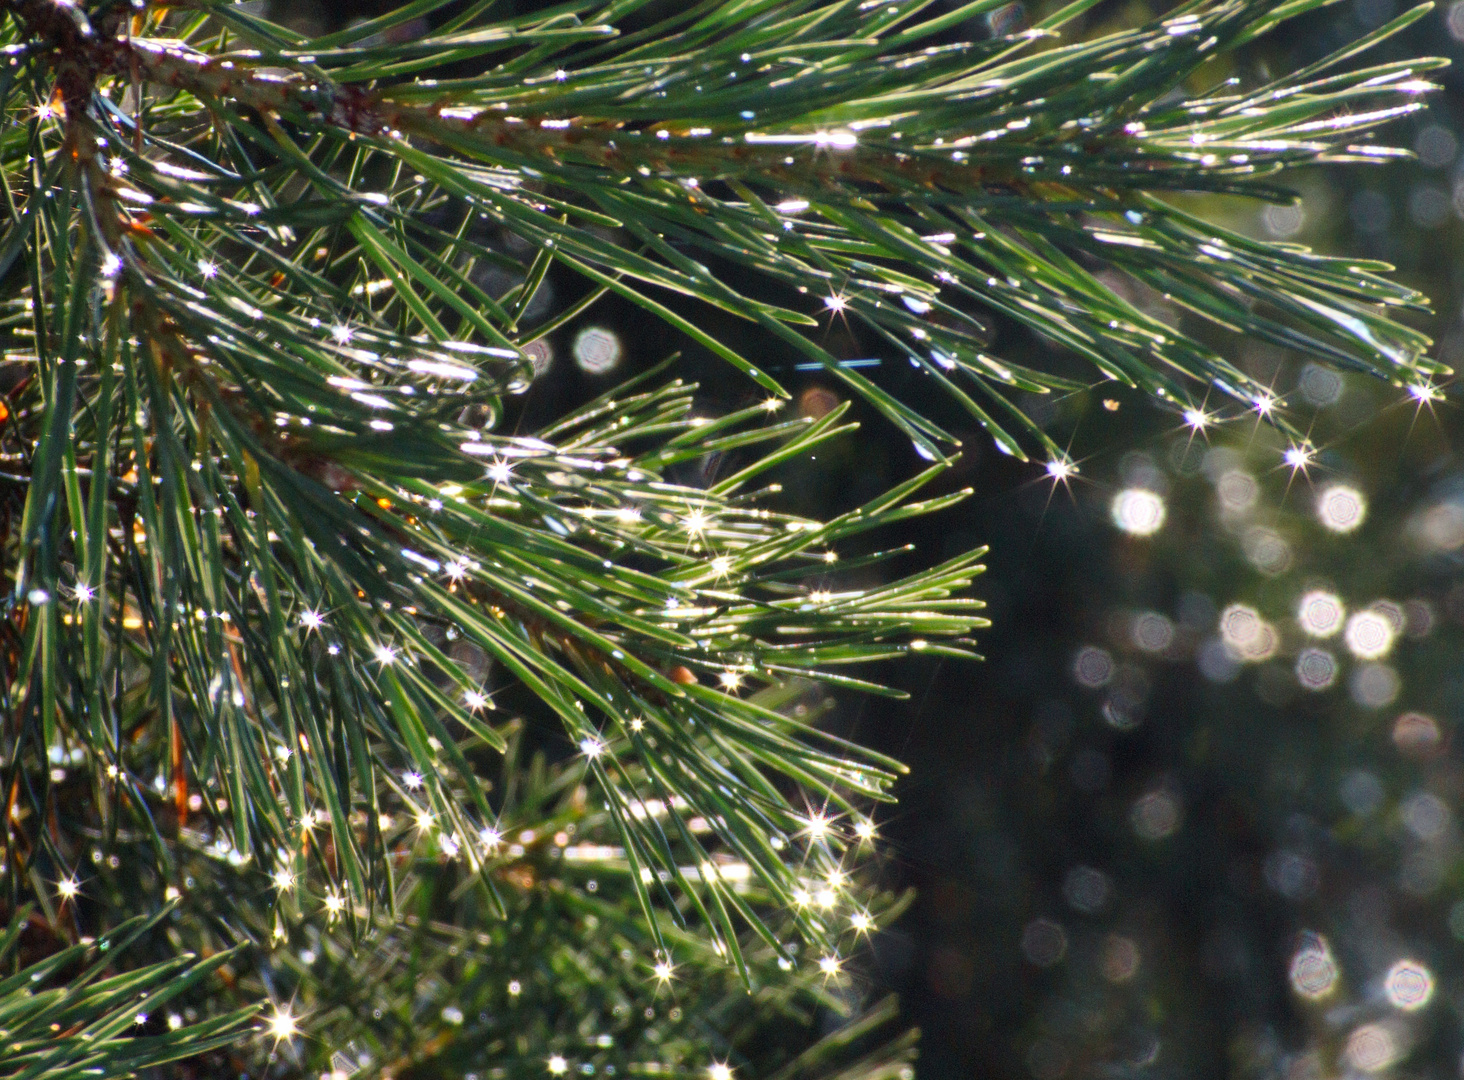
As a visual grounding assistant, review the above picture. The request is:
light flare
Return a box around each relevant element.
[265,1006,298,1043]
[1182,407,1212,431]
[1045,457,1076,482]
[1283,443,1316,473]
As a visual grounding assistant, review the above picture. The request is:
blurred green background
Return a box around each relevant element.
[272,1,1464,1076]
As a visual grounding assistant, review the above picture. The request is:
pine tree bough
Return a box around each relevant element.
[0,0,1449,1075]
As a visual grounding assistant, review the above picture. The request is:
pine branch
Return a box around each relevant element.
[0,906,256,1080]
[7,0,1438,454]
[0,0,1446,1063]
[90,725,913,1080]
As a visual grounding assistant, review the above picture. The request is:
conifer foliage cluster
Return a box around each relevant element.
[0,0,1443,1076]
